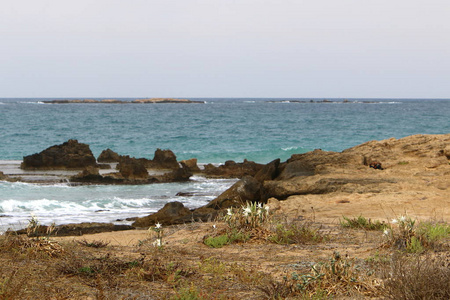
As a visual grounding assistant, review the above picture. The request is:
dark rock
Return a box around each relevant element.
[117,156,149,180]
[21,139,98,170]
[132,201,191,227]
[149,149,179,170]
[98,149,121,162]
[159,166,192,182]
[254,159,280,183]
[202,159,263,178]
[204,176,262,209]
[14,222,134,237]
[180,158,201,172]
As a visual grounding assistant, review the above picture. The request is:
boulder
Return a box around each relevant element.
[254,159,280,182]
[21,139,98,170]
[180,158,201,173]
[202,159,263,178]
[132,201,191,227]
[204,176,262,209]
[117,157,149,180]
[159,166,192,182]
[97,148,121,162]
[149,149,179,170]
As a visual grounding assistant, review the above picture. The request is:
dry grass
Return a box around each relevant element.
[0,216,448,299]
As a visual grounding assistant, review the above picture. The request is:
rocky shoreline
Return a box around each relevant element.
[2,134,449,236]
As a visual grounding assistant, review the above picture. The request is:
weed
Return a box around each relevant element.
[260,252,380,299]
[340,215,387,231]
[76,239,110,248]
[383,216,449,252]
[381,254,450,299]
[269,221,325,244]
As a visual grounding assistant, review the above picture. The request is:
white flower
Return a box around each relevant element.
[227,208,233,216]
[391,219,398,224]
[212,224,216,229]
[383,229,390,236]
[399,215,406,222]
[257,203,263,209]
[243,207,252,215]
[155,222,162,229]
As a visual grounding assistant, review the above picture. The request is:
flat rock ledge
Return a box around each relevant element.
[42,98,204,104]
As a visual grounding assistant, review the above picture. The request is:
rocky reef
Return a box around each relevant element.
[42,98,204,104]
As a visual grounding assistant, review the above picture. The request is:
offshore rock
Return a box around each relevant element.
[97,148,121,162]
[180,158,201,173]
[203,159,263,178]
[21,139,97,170]
[149,149,180,170]
[159,166,192,182]
[117,156,149,180]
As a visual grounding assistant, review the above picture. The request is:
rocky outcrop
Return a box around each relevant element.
[21,139,98,170]
[117,157,149,180]
[202,160,263,178]
[132,201,218,227]
[204,176,262,209]
[180,158,201,173]
[148,149,180,170]
[159,166,192,182]
[132,202,192,227]
[98,149,121,162]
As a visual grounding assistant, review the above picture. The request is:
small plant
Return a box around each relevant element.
[149,222,164,248]
[203,234,229,248]
[204,202,270,247]
[381,254,450,299]
[260,252,379,299]
[340,215,387,231]
[383,216,449,252]
[269,221,325,244]
[76,239,110,248]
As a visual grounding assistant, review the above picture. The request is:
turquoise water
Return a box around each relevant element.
[1,98,449,231]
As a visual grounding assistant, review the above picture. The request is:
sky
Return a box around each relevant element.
[1,0,449,98]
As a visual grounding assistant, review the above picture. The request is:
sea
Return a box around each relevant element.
[1,98,449,232]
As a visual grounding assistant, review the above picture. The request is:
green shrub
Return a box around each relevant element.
[340,215,387,231]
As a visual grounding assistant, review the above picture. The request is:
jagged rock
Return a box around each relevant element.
[159,166,192,182]
[202,159,263,178]
[204,176,262,209]
[180,158,201,173]
[98,149,121,162]
[132,201,191,227]
[254,159,280,182]
[117,156,149,180]
[148,149,179,170]
[21,139,98,170]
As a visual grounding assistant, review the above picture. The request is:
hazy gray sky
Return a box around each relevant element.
[1,0,449,98]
